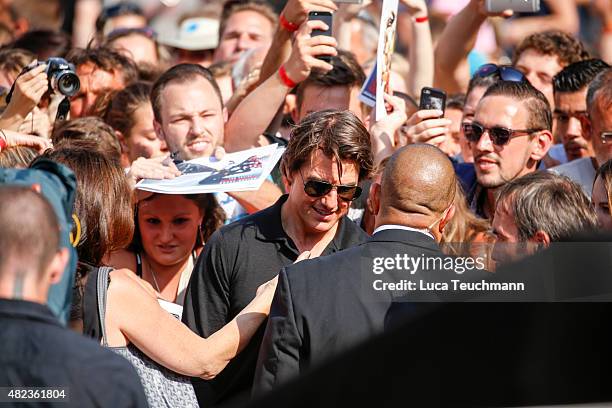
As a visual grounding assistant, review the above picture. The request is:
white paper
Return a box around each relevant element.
[136,144,285,194]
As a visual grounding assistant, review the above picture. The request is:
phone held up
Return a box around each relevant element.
[485,0,540,13]
[308,11,333,62]
[419,87,447,117]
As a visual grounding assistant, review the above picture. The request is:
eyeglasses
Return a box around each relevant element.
[463,122,543,146]
[601,131,612,145]
[473,63,525,82]
[300,172,362,201]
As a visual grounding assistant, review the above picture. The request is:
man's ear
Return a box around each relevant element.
[369,182,381,216]
[439,204,456,233]
[580,114,592,142]
[282,169,294,193]
[116,130,129,154]
[48,248,69,285]
[153,119,164,141]
[530,230,551,248]
[530,129,554,161]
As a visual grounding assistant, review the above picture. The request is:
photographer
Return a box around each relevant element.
[0,61,51,138]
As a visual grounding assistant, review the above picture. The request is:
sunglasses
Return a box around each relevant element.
[463,122,542,146]
[473,63,525,82]
[100,2,144,20]
[300,172,362,201]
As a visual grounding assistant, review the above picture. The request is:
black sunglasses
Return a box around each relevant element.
[463,122,542,146]
[300,172,362,201]
[100,2,144,20]
[473,63,525,82]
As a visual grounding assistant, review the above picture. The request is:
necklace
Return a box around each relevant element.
[144,256,161,292]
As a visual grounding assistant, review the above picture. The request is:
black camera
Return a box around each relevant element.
[6,57,80,103]
[40,58,81,97]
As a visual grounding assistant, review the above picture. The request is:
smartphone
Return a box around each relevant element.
[308,11,333,62]
[485,0,540,13]
[419,87,447,115]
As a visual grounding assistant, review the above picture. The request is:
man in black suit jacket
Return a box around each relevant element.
[253,144,460,395]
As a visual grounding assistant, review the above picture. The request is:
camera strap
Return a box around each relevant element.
[55,97,70,124]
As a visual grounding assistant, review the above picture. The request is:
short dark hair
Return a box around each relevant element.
[0,186,59,275]
[466,73,499,99]
[512,30,589,67]
[482,80,552,131]
[38,141,134,266]
[281,109,373,182]
[496,172,597,241]
[150,63,222,123]
[219,0,277,40]
[553,59,610,94]
[66,46,138,86]
[51,117,122,162]
[446,93,465,111]
[11,29,71,60]
[296,50,366,111]
[586,68,612,115]
[95,2,145,35]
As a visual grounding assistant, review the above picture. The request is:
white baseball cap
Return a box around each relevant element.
[159,18,219,51]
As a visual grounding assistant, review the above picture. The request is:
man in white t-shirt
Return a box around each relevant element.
[549,59,610,195]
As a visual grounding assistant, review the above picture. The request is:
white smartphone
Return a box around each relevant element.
[486,0,540,13]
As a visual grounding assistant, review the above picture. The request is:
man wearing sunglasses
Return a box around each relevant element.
[465,80,553,219]
[183,110,372,405]
[548,59,610,196]
[253,143,457,395]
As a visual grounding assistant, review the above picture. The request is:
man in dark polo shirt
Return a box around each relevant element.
[183,109,373,405]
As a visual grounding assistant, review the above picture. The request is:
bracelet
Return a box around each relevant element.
[280,14,299,32]
[279,65,298,88]
[414,15,429,23]
[0,129,7,151]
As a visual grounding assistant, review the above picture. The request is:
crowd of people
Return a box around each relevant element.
[0,0,611,406]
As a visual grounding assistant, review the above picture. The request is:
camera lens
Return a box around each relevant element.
[56,72,80,97]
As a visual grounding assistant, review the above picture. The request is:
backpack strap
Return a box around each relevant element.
[96,266,114,347]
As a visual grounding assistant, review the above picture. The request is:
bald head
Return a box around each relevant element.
[380,144,456,219]
[0,186,59,277]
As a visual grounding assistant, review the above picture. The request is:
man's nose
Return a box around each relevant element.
[236,33,251,51]
[474,129,494,153]
[319,188,339,210]
[567,116,583,138]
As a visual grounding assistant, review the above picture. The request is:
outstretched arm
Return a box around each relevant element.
[107,268,278,380]
[225,20,337,152]
[434,0,511,93]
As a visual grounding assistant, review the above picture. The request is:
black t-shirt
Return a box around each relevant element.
[182,194,368,405]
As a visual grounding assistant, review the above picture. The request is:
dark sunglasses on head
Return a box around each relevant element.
[463,122,543,146]
[100,2,144,20]
[473,63,525,82]
[300,172,362,201]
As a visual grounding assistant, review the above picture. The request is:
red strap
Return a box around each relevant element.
[279,65,298,88]
[280,14,299,32]
[414,15,429,23]
[0,132,7,151]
